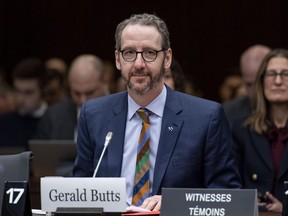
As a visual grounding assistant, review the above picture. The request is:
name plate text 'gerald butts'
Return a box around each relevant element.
[41,177,126,212]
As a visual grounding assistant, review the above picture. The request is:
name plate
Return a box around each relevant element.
[41,177,126,212]
[160,188,258,216]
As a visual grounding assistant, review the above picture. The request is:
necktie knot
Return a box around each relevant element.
[137,108,150,125]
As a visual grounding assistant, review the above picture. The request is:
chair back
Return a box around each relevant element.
[0,151,32,214]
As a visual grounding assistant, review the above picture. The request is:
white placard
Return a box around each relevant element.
[41,177,126,212]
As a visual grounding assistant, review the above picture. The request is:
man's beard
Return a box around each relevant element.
[123,66,165,95]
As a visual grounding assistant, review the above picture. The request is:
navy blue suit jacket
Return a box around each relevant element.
[232,117,288,203]
[73,87,241,195]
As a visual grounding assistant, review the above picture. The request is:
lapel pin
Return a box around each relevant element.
[168,126,173,131]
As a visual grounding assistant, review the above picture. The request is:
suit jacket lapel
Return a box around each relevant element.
[250,131,272,170]
[153,89,183,194]
[250,128,288,179]
[106,92,128,177]
[278,140,288,178]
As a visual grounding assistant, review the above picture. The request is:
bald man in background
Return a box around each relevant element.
[34,54,107,140]
[223,44,271,129]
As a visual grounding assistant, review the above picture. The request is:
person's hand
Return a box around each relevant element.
[264,191,282,213]
[140,195,162,211]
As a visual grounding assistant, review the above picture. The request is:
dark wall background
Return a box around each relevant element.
[1,0,288,101]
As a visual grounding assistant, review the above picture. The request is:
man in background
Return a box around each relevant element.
[34,54,107,176]
[223,44,271,129]
[43,68,68,106]
[34,54,107,141]
[0,58,47,148]
[0,81,16,114]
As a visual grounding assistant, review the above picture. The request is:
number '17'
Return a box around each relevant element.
[6,188,24,204]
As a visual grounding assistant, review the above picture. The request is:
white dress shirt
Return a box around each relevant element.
[121,86,167,205]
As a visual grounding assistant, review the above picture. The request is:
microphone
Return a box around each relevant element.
[93,131,113,178]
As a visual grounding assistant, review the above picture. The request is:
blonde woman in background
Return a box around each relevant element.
[232,48,288,213]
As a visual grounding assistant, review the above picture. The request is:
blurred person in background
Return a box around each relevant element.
[0,58,47,148]
[35,54,107,141]
[34,54,107,176]
[219,73,246,103]
[43,68,68,106]
[232,48,288,213]
[103,60,118,94]
[164,57,186,92]
[0,67,16,114]
[45,57,69,97]
[45,57,68,76]
[223,44,271,128]
[0,81,16,114]
[164,57,203,96]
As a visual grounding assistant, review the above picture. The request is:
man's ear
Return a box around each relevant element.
[164,48,172,70]
[115,50,121,70]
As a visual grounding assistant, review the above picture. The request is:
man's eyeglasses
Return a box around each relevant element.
[119,49,166,62]
[264,70,288,81]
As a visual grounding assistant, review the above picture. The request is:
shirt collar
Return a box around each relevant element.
[127,86,167,120]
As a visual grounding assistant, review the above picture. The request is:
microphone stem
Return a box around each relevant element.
[92,145,107,178]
